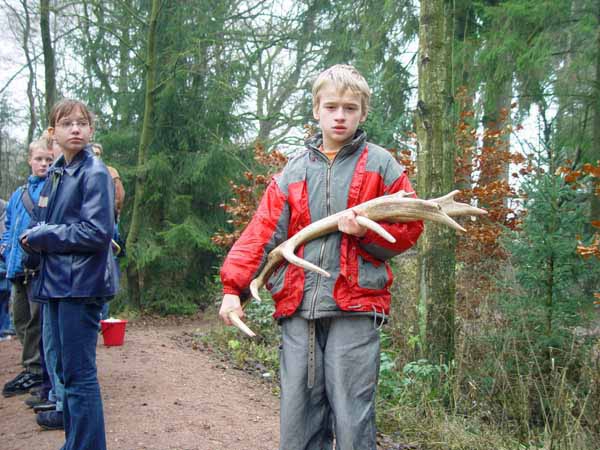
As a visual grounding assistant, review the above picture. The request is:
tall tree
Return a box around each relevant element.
[415,0,456,363]
[591,0,600,226]
[40,0,56,117]
[126,0,161,307]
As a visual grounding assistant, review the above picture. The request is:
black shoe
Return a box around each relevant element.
[29,385,44,396]
[33,401,57,413]
[3,370,27,386]
[2,371,27,393]
[2,371,42,397]
[37,410,64,430]
[24,393,48,408]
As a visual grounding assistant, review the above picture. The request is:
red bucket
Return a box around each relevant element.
[100,319,128,346]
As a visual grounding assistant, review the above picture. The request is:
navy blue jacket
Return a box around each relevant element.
[25,146,119,300]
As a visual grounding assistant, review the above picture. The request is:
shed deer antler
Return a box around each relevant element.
[228,190,486,337]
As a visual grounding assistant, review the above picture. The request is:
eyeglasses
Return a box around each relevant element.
[56,120,90,130]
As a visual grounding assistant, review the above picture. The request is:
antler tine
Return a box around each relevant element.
[249,278,262,302]
[282,242,330,278]
[227,310,256,337]
[434,190,488,217]
[355,216,396,243]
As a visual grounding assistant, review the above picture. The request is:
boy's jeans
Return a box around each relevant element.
[42,304,63,411]
[49,299,106,450]
[279,316,380,450]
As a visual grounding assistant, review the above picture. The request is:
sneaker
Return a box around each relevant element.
[33,401,57,413]
[29,386,43,397]
[36,410,64,430]
[25,393,48,408]
[2,371,42,397]
[2,371,27,391]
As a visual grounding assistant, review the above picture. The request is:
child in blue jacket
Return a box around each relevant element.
[21,99,118,450]
[1,138,53,396]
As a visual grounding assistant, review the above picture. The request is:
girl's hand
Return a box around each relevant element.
[19,232,34,253]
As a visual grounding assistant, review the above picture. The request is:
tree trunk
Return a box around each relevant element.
[117,19,131,127]
[40,0,56,119]
[591,3,600,226]
[481,72,512,206]
[21,0,36,145]
[415,0,456,364]
[125,0,161,308]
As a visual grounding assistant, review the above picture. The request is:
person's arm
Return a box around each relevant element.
[219,176,289,322]
[0,191,18,258]
[108,166,125,215]
[0,200,6,236]
[113,177,125,216]
[26,168,115,254]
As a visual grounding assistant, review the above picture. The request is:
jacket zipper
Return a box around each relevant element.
[309,154,335,319]
[10,185,27,276]
[12,215,21,274]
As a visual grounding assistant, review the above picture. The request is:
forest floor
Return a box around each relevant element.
[0,313,404,450]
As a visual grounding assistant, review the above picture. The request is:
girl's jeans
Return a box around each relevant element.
[42,303,64,411]
[49,299,106,450]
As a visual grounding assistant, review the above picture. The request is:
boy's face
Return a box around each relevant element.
[49,107,94,154]
[313,85,366,151]
[29,147,54,177]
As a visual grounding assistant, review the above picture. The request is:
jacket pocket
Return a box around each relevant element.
[357,255,388,290]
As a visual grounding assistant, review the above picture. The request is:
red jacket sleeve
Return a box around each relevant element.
[220,177,289,297]
[358,171,423,260]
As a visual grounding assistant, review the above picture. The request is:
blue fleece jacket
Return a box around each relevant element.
[1,175,46,279]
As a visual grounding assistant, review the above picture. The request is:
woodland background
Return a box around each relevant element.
[1,1,600,448]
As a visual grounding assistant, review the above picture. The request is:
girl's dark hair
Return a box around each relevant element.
[49,99,94,128]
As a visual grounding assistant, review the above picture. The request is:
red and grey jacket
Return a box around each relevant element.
[220,130,423,319]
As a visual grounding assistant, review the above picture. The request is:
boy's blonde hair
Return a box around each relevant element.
[28,132,52,158]
[312,64,371,114]
[39,130,53,149]
[91,142,103,156]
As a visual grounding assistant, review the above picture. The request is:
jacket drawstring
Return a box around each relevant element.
[372,305,386,330]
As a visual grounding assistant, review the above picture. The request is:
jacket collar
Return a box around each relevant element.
[305,129,367,161]
[28,174,46,186]
[51,145,92,176]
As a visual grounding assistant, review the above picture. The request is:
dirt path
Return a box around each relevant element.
[0,317,279,450]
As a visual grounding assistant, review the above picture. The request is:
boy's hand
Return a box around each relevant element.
[219,294,244,325]
[338,210,367,238]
